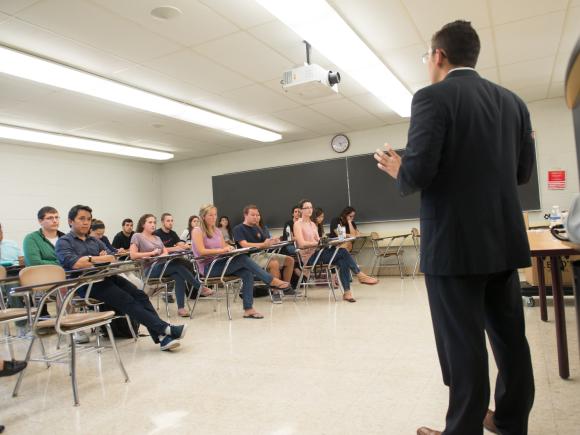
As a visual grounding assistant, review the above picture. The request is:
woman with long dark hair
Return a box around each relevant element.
[293,200,377,302]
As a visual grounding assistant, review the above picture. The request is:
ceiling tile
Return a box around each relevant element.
[0,17,133,75]
[199,0,274,29]
[3,90,138,132]
[220,84,300,116]
[242,114,310,134]
[348,93,401,121]
[488,0,568,26]
[0,0,39,15]
[0,74,58,110]
[558,7,580,58]
[247,20,306,65]
[384,43,429,85]
[112,65,216,105]
[499,56,554,89]
[476,28,497,70]
[402,0,490,40]
[308,98,375,122]
[194,31,294,82]
[93,0,238,47]
[309,121,350,135]
[494,11,565,65]
[273,106,338,130]
[16,0,181,63]
[330,0,423,53]
[548,81,565,98]
[511,84,549,103]
[477,67,499,83]
[143,49,253,93]
[552,50,570,83]
[341,115,386,131]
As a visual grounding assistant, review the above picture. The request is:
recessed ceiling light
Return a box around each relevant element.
[150,6,182,20]
[0,124,174,161]
[0,45,282,142]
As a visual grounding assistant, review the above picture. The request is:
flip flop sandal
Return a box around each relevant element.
[243,313,264,319]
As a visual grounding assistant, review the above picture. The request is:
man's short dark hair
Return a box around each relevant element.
[243,204,259,215]
[68,204,92,221]
[37,206,58,220]
[160,213,172,222]
[122,218,133,226]
[431,20,480,68]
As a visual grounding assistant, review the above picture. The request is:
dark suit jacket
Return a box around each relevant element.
[397,69,535,275]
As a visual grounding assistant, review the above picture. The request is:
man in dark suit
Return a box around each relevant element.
[375,21,535,435]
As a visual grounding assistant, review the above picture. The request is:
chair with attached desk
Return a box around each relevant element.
[140,257,177,318]
[295,239,349,301]
[188,252,243,321]
[12,264,129,406]
[369,232,409,278]
[0,265,38,361]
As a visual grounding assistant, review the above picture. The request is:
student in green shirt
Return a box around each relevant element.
[22,206,64,266]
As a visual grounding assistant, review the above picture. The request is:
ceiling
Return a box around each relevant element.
[0,0,578,161]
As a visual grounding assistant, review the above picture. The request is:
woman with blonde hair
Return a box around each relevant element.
[191,204,290,319]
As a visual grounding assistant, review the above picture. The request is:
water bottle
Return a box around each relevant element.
[286,224,292,241]
[337,224,345,241]
[550,205,561,228]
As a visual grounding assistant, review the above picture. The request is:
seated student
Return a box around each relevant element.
[313,208,326,237]
[112,218,134,251]
[0,222,23,266]
[330,206,361,237]
[179,215,200,243]
[232,205,295,304]
[130,214,212,317]
[217,216,233,244]
[56,205,187,351]
[293,199,378,302]
[90,219,116,254]
[191,204,290,319]
[21,206,64,315]
[281,205,301,241]
[155,213,187,252]
[22,206,65,266]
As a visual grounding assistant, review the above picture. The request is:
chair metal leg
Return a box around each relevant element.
[327,268,337,302]
[5,324,15,361]
[188,282,204,320]
[105,324,130,383]
[37,335,50,368]
[12,335,36,397]
[70,335,80,406]
[125,315,137,342]
[412,256,420,278]
[225,283,232,321]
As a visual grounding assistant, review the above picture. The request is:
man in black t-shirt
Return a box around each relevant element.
[154,213,187,253]
[111,218,134,251]
[233,205,295,303]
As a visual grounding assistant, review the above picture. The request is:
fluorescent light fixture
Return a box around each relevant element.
[255,0,413,117]
[0,45,282,142]
[0,124,174,160]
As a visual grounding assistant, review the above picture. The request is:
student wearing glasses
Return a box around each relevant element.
[293,199,378,302]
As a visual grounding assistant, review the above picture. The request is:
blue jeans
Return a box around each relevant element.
[149,262,201,309]
[206,255,273,310]
[308,247,360,290]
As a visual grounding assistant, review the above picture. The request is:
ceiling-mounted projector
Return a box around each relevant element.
[280,40,340,99]
[281,64,340,98]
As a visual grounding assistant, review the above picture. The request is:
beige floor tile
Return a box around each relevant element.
[0,277,578,434]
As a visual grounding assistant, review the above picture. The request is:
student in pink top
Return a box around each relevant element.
[293,199,378,302]
[130,214,212,317]
[191,204,290,319]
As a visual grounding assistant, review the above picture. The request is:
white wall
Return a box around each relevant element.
[160,96,579,235]
[0,142,162,247]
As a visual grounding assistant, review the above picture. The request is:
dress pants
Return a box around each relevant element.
[85,275,169,343]
[425,270,534,435]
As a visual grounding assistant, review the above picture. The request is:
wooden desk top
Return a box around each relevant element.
[527,230,580,256]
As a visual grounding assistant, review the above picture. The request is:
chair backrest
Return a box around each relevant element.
[411,228,420,250]
[19,265,66,292]
[0,265,6,280]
